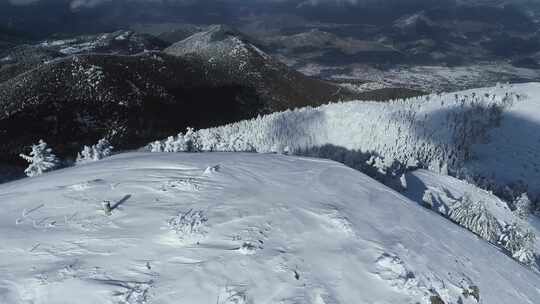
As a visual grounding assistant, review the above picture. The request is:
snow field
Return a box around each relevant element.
[1,152,539,303]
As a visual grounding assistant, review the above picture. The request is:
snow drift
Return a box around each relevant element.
[0,152,539,303]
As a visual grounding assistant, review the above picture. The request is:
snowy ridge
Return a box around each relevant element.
[37,30,164,56]
[1,152,539,303]
[147,83,540,200]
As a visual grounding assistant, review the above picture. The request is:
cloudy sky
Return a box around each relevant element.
[3,0,392,12]
[4,0,440,9]
[2,0,537,40]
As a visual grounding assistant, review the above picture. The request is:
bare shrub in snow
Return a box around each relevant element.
[217,286,249,304]
[76,138,113,164]
[19,140,59,177]
[168,209,208,243]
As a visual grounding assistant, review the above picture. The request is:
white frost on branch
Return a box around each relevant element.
[76,138,113,164]
[147,86,516,178]
[19,140,59,177]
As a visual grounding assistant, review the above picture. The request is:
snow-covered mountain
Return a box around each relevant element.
[1,152,539,304]
[2,2,540,303]
[0,30,167,83]
[2,55,540,304]
[148,83,540,201]
[0,27,361,166]
[146,81,540,264]
[165,25,358,111]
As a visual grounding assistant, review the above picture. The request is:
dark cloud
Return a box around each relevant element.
[8,0,40,4]
[2,0,537,39]
[6,0,539,9]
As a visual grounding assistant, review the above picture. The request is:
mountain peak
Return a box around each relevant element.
[164,24,269,64]
[204,24,239,40]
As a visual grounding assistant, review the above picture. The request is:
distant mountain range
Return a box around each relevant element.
[3,1,540,69]
[2,0,540,166]
[0,27,362,165]
[254,4,540,67]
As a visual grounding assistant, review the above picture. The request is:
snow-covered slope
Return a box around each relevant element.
[404,169,538,265]
[1,152,539,304]
[148,83,540,202]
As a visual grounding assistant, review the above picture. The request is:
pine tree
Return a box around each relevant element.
[77,145,93,163]
[19,140,59,177]
[76,138,113,164]
[150,141,164,152]
[448,194,501,243]
[164,135,187,152]
[514,193,532,220]
[184,127,201,152]
[93,138,113,160]
[498,223,536,266]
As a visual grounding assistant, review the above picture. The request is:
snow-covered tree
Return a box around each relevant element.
[448,194,501,243]
[145,85,519,195]
[94,138,113,158]
[399,174,408,190]
[498,223,536,266]
[513,193,532,220]
[76,138,113,164]
[19,140,59,177]
[149,127,202,153]
[513,246,536,266]
[150,140,164,152]
[164,134,187,152]
[77,146,93,163]
[184,127,201,152]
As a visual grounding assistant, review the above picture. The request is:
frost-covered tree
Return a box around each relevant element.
[448,194,501,243]
[498,223,536,266]
[145,85,519,195]
[19,140,59,177]
[422,188,536,266]
[149,127,202,153]
[399,174,408,190]
[164,134,187,152]
[76,138,113,164]
[184,127,201,152]
[513,193,532,220]
[77,146,93,163]
[513,246,536,266]
[94,138,113,158]
[150,140,164,152]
